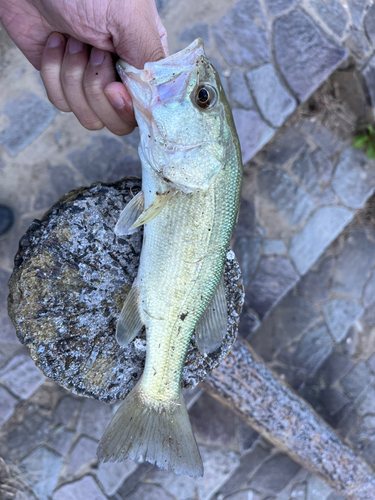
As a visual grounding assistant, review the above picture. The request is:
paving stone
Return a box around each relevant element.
[0,350,45,399]
[297,258,333,303]
[264,0,296,15]
[311,150,334,187]
[363,304,375,326]
[331,228,375,298]
[354,385,375,416]
[290,482,307,499]
[368,353,375,374]
[178,22,210,46]
[318,187,337,206]
[53,397,82,427]
[306,475,333,500]
[364,4,375,45]
[66,436,98,476]
[289,206,353,275]
[232,109,275,164]
[0,342,24,371]
[212,0,270,67]
[226,491,261,500]
[322,298,364,343]
[232,237,262,290]
[292,151,321,196]
[326,493,346,500]
[127,483,176,500]
[300,122,341,157]
[97,153,142,184]
[251,296,320,360]
[0,92,55,156]
[229,70,255,110]
[333,146,375,209]
[67,135,125,182]
[116,462,152,499]
[266,129,307,165]
[263,239,286,255]
[96,459,137,496]
[341,361,373,400]
[189,392,236,447]
[148,445,240,500]
[319,389,351,418]
[347,0,367,26]
[155,0,169,13]
[274,11,347,102]
[49,429,75,456]
[311,0,348,37]
[364,54,375,108]
[246,256,300,319]
[77,398,112,441]
[53,475,106,500]
[335,405,358,438]
[293,325,333,376]
[249,453,300,494]
[246,65,296,127]
[0,385,18,427]
[238,421,259,453]
[351,415,375,450]
[363,270,375,308]
[318,352,353,386]
[344,27,372,61]
[257,167,314,227]
[19,446,63,500]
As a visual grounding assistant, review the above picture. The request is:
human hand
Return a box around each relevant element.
[0,0,168,135]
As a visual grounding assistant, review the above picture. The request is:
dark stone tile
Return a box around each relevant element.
[333,146,375,209]
[238,420,259,453]
[361,441,375,467]
[274,366,305,391]
[364,55,375,108]
[212,0,270,67]
[347,0,367,26]
[178,22,210,46]
[292,151,321,196]
[263,239,286,255]
[116,462,152,499]
[290,206,353,275]
[189,392,236,447]
[264,0,296,15]
[322,299,364,343]
[354,386,375,416]
[318,352,353,386]
[266,129,307,165]
[365,4,375,45]
[238,307,261,339]
[229,70,255,110]
[155,0,169,13]
[246,64,296,127]
[53,396,82,427]
[53,475,107,500]
[368,353,375,374]
[105,153,142,183]
[233,198,256,239]
[0,92,55,156]
[232,237,261,290]
[0,385,18,427]
[246,256,299,319]
[232,109,274,164]
[363,270,375,308]
[351,415,375,450]
[257,167,314,227]
[77,397,112,441]
[0,350,45,399]
[319,389,351,417]
[49,428,75,455]
[293,325,333,376]
[311,150,334,187]
[300,122,341,157]
[327,493,346,500]
[363,306,375,326]
[249,453,300,494]
[335,405,358,437]
[66,436,98,476]
[344,27,372,61]
[297,258,333,303]
[311,0,348,37]
[274,11,347,102]
[341,361,373,400]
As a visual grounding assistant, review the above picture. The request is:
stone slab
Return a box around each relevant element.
[53,475,106,500]
[0,350,45,399]
[322,299,364,343]
[96,459,137,496]
[311,0,348,37]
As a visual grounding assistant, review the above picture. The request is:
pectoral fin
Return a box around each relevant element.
[116,280,143,346]
[115,190,145,236]
[195,273,227,355]
[130,190,176,230]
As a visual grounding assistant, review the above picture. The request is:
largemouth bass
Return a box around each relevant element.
[97,39,242,477]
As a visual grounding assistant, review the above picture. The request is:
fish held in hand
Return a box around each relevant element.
[97,39,242,477]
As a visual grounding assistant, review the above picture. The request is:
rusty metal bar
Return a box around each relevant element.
[202,337,375,500]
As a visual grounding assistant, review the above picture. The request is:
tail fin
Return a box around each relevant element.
[97,383,203,477]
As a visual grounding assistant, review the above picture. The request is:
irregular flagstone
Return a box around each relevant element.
[364,4,375,45]
[289,206,353,275]
[363,270,375,308]
[331,228,375,298]
[300,121,341,157]
[19,446,63,500]
[341,361,373,400]
[274,11,347,101]
[232,237,261,289]
[0,350,45,399]
[0,386,18,427]
[292,151,321,196]
[246,64,296,127]
[66,436,98,476]
[344,27,372,62]
[76,398,112,441]
[229,70,255,110]
[311,0,349,37]
[264,0,296,15]
[322,298,364,343]
[311,150,334,187]
[232,109,274,164]
[266,128,307,164]
[53,475,106,500]
[248,453,300,494]
[263,239,286,255]
[96,459,137,496]
[363,55,375,108]
[212,0,270,67]
[297,258,334,304]
[355,386,375,416]
[347,0,367,27]
[0,92,55,156]
[293,325,333,376]
[307,475,334,500]
[178,22,210,46]
[332,147,375,209]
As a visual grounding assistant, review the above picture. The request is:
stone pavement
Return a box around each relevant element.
[2,0,375,498]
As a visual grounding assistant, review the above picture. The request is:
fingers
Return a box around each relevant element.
[41,33,136,134]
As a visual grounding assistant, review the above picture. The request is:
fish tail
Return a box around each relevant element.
[97,382,203,477]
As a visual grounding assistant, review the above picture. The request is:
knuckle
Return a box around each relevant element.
[80,118,104,131]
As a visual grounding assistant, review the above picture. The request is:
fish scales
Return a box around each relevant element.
[97,39,242,477]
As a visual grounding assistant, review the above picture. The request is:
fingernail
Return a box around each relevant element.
[48,33,62,49]
[107,91,126,110]
[90,48,105,66]
[68,38,84,54]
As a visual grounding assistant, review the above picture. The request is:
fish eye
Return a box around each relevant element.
[195,85,216,109]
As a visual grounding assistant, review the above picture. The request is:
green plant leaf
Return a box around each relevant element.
[353,135,369,148]
[368,125,375,137]
[367,143,375,159]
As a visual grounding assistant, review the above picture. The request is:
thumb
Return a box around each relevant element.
[109,0,168,69]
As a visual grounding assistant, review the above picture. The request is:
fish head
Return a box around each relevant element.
[117,39,237,193]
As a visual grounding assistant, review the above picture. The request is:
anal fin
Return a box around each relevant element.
[130,190,176,230]
[115,190,144,236]
[195,273,227,355]
[116,280,143,346]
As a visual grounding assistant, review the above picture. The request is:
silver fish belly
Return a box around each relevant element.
[97,39,242,477]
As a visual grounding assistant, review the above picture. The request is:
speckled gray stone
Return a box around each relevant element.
[266,128,307,165]
[311,0,348,37]
[229,70,254,110]
[341,361,373,400]
[363,271,375,308]
[232,109,274,163]
[7,178,244,402]
[264,0,296,15]
[292,151,321,196]
[322,299,364,343]
[365,5,375,45]
[347,0,366,27]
